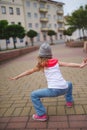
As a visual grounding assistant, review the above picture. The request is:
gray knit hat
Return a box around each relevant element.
[38,43,52,58]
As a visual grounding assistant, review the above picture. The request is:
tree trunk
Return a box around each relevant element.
[31,38,34,46]
[6,43,8,50]
[0,41,1,50]
[78,29,81,39]
[50,36,53,43]
[13,38,16,49]
[82,27,85,38]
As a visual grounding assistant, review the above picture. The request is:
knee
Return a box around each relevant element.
[67,81,73,89]
[30,91,36,99]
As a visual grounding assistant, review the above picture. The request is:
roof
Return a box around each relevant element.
[47,0,64,5]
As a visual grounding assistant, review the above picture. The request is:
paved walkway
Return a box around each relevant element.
[0,44,87,130]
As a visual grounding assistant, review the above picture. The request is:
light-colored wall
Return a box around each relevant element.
[0,0,64,49]
[0,0,25,27]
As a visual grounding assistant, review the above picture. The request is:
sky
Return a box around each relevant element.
[53,0,87,15]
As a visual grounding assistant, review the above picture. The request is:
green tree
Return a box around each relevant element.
[84,5,87,35]
[27,29,38,46]
[47,30,56,44]
[6,24,25,49]
[0,20,10,49]
[63,27,76,41]
[0,20,8,39]
[63,28,72,37]
[66,5,87,39]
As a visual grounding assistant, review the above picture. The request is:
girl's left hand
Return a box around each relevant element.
[80,61,87,68]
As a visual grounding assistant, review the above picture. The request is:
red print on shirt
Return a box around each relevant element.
[47,59,58,67]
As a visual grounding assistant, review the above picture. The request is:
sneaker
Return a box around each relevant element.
[32,114,47,121]
[66,102,73,107]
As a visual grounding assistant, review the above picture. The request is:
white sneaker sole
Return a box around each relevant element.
[32,115,47,121]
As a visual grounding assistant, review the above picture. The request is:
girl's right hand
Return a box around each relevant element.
[80,61,87,68]
[84,58,87,63]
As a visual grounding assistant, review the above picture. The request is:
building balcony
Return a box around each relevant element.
[58,27,65,31]
[57,10,63,14]
[41,27,48,31]
[40,17,48,22]
[57,19,64,23]
[39,0,47,2]
[39,8,48,13]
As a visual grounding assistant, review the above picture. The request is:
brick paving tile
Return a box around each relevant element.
[9,117,28,122]
[69,121,87,128]
[48,121,69,128]
[2,129,35,130]
[69,115,87,121]
[26,121,47,129]
[0,115,87,129]
[48,116,67,121]
[0,44,87,130]
[0,123,7,129]
[58,128,81,130]
[3,108,15,117]
[6,122,26,129]
[38,129,58,130]
[0,117,11,123]
[0,115,87,130]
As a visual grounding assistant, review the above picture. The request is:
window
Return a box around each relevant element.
[27,12,31,17]
[48,14,51,19]
[11,22,15,24]
[28,23,32,28]
[48,24,51,28]
[58,6,63,11]
[9,7,13,14]
[58,15,63,20]
[40,13,45,18]
[18,22,21,25]
[16,8,20,15]
[41,23,47,28]
[26,1,30,7]
[20,39,23,43]
[37,33,40,41]
[53,15,56,19]
[6,39,10,44]
[1,6,6,14]
[54,24,57,28]
[34,2,37,8]
[58,23,62,28]
[34,13,38,18]
[40,3,45,8]
[47,5,50,9]
[35,23,38,28]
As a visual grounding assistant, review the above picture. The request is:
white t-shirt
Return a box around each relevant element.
[44,58,68,89]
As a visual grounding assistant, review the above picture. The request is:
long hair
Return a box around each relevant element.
[36,56,51,71]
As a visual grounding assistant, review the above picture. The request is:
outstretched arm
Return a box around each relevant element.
[59,60,87,68]
[9,66,39,80]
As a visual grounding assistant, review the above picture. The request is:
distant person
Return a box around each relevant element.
[25,41,28,46]
[9,43,87,121]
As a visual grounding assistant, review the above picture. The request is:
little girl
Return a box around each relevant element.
[10,43,87,121]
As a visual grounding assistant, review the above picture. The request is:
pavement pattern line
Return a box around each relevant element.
[0,44,87,130]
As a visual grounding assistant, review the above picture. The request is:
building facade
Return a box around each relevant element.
[0,0,25,26]
[23,0,64,41]
[0,0,65,49]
